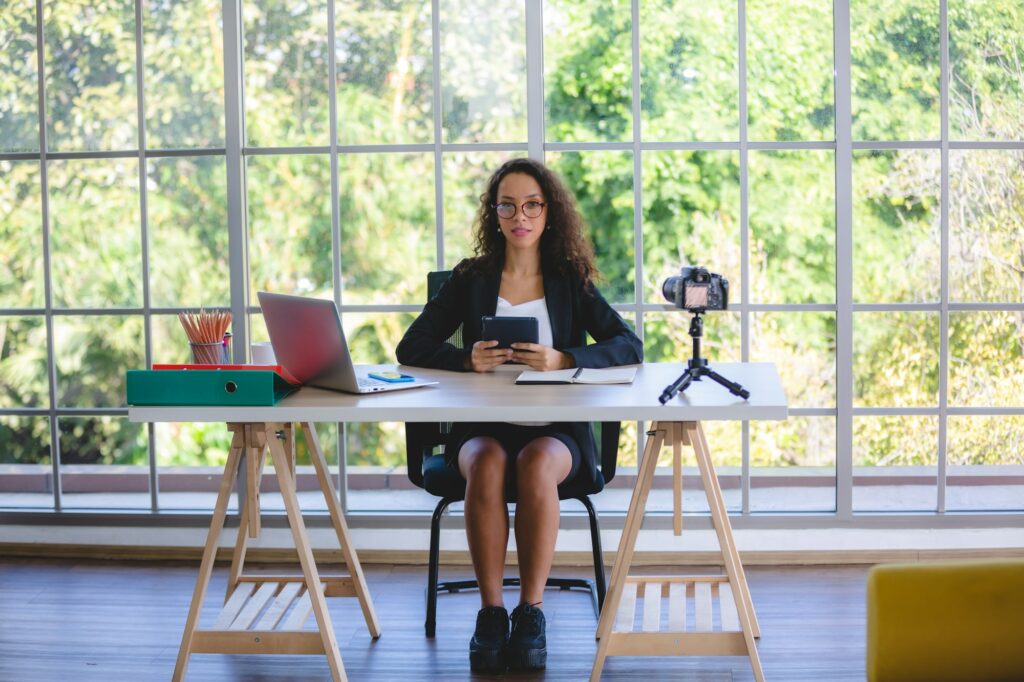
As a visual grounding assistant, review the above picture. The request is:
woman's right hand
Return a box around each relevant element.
[466,339,513,372]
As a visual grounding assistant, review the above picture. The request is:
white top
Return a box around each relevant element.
[496,296,553,426]
[495,296,554,348]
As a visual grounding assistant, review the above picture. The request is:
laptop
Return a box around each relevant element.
[257,291,437,394]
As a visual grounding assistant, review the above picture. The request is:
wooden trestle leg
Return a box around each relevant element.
[301,422,381,638]
[590,421,764,682]
[173,429,243,681]
[172,421,381,682]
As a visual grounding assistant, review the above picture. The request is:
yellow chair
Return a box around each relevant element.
[866,558,1024,681]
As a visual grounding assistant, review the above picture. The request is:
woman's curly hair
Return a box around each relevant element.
[463,157,600,286]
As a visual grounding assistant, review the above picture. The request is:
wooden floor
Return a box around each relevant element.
[0,558,868,681]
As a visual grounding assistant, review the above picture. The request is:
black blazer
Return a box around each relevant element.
[396,258,643,485]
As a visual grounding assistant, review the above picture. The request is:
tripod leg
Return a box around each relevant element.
[704,368,750,399]
[659,370,695,404]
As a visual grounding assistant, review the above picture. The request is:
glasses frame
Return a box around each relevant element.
[492,200,547,219]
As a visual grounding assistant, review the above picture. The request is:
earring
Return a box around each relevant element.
[497,227,502,235]
[545,224,551,231]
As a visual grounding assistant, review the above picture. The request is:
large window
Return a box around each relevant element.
[2,0,1021,519]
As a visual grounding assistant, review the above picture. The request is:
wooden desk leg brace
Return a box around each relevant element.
[172,422,381,682]
[590,421,764,682]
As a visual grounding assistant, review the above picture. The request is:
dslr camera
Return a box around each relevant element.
[662,266,729,312]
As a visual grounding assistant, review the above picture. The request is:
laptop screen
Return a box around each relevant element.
[257,292,350,385]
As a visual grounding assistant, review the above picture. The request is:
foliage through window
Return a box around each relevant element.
[1,0,1021,515]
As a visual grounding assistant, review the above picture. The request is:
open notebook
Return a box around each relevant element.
[515,366,637,385]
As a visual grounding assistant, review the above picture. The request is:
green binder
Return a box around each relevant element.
[126,369,298,406]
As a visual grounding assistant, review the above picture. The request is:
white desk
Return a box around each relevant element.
[130,362,787,424]
[130,361,786,681]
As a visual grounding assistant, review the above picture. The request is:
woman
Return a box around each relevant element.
[396,157,642,673]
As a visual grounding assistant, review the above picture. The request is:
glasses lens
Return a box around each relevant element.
[523,201,544,218]
[495,203,515,219]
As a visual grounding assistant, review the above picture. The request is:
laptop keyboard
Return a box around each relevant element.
[357,377,385,388]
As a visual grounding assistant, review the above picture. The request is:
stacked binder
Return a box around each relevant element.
[126,364,300,406]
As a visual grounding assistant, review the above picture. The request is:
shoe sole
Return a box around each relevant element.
[470,648,505,674]
[506,647,546,671]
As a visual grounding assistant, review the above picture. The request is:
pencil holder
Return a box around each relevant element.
[190,342,223,365]
[179,309,233,365]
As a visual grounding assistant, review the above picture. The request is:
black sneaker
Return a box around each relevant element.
[469,605,509,674]
[507,602,546,671]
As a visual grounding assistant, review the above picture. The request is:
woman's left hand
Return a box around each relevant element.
[510,343,574,371]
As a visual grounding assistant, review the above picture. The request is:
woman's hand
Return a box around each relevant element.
[467,339,513,372]
[510,343,574,371]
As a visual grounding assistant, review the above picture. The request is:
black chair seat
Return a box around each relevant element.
[422,451,606,501]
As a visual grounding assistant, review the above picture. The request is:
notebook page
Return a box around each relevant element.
[574,367,637,384]
[516,368,579,383]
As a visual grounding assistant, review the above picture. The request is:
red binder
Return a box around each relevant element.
[152,363,301,385]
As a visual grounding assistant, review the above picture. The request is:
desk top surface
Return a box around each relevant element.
[128,362,787,423]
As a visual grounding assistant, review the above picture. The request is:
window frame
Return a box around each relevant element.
[2,0,1023,525]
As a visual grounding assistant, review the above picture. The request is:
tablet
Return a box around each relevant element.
[480,316,539,349]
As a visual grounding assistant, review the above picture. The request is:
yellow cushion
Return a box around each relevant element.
[866,559,1024,682]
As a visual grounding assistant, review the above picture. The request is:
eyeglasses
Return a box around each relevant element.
[493,200,546,219]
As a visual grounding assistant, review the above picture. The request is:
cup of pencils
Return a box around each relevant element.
[178,309,233,365]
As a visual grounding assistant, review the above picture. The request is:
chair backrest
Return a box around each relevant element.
[427,270,463,348]
[405,270,620,490]
[404,271,459,490]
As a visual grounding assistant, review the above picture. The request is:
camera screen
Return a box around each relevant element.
[684,283,709,308]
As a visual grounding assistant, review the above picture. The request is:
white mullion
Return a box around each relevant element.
[855,302,1024,312]
[220,0,249,521]
[856,407,1024,417]
[138,147,226,157]
[244,145,332,155]
[739,0,750,515]
[852,302,939,312]
[35,0,61,511]
[431,0,444,269]
[525,0,544,161]
[790,407,839,417]
[328,0,341,308]
[29,149,139,160]
[746,141,835,150]
[327,0,347,512]
[440,142,529,152]
[948,140,1024,150]
[937,0,950,514]
[948,407,1024,417]
[630,0,645,466]
[0,152,42,161]
[3,408,129,417]
[546,141,636,152]
[833,0,854,519]
[852,140,941,150]
[222,0,248,363]
[133,0,158,512]
[0,148,227,161]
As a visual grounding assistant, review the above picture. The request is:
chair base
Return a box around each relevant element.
[438,576,600,615]
[425,495,606,638]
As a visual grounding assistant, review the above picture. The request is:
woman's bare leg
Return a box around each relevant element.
[458,437,510,607]
[513,437,572,605]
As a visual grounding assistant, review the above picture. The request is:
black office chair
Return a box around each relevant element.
[405,270,620,637]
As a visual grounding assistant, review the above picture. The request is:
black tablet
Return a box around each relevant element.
[480,316,539,349]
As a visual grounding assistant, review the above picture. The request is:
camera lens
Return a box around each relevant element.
[662,276,682,303]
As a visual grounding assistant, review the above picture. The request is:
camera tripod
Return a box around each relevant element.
[658,311,750,404]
